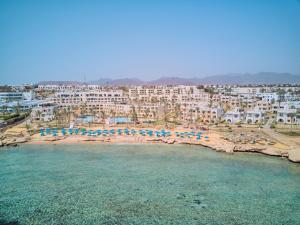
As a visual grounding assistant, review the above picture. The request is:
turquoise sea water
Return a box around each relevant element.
[0,144,300,225]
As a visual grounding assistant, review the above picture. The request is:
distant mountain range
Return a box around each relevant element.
[39,72,300,86]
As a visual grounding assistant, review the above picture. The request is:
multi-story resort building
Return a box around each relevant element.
[224,108,243,124]
[129,86,210,103]
[245,110,265,124]
[179,102,223,124]
[277,109,298,124]
[0,91,35,102]
[51,90,128,112]
[37,84,104,91]
[1,84,300,125]
[31,102,58,122]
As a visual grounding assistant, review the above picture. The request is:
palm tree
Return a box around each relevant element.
[152,111,157,121]
[110,109,116,124]
[36,110,42,122]
[91,108,96,123]
[163,101,169,127]
[100,110,106,123]
[131,105,138,124]
[145,108,150,126]
[1,104,8,115]
[53,108,60,127]
[80,102,87,116]
[174,103,181,122]
[14,102,21,115]
[62,108,68,126]
[188,108,194,126]
[208,99,213,125]
[66,106,71,125]
[277,89,286,107]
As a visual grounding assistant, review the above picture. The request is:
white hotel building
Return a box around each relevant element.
[51,90,128,112]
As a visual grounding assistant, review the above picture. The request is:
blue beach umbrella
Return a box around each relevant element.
[61,128,66,136]
[46,128,51,135]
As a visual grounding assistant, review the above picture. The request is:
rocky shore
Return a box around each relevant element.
[0,129,31,147]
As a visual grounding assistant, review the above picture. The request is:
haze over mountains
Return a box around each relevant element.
[39,72,300,86]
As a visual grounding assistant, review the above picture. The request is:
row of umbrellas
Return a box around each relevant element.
[39,128,209,140]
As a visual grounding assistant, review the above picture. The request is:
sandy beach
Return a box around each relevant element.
[24,125,300,163]
[1,123,299,163]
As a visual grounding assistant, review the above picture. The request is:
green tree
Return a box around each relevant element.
[131,105,138,124]
[277,89,286,107]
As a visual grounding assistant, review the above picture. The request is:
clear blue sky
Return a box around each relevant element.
[0,0,299,84]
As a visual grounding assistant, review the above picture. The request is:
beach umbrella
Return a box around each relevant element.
[40,129,45,136]
[75,128,79,135]
[46,128,51,135]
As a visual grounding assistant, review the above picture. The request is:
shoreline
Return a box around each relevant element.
[20,137,296,163]
[1,126,299,163]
